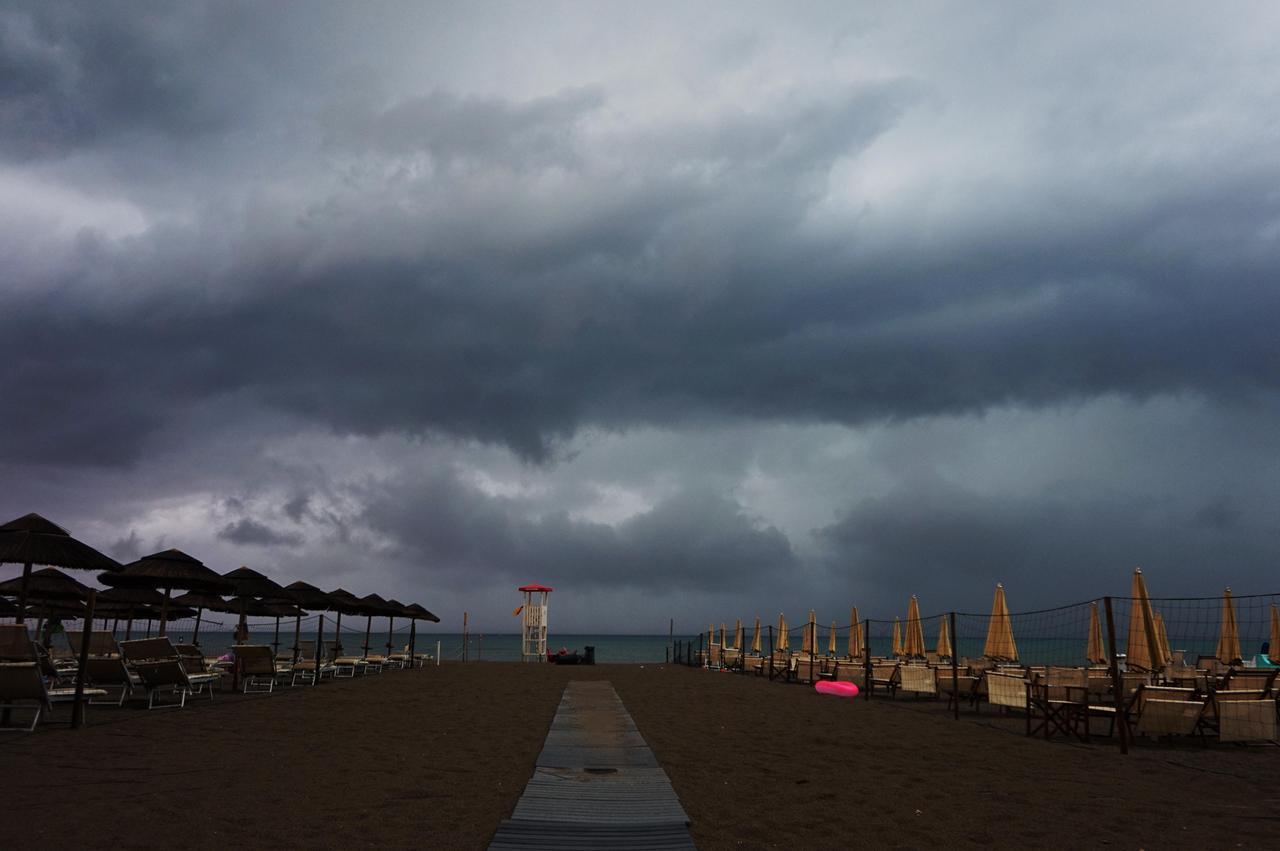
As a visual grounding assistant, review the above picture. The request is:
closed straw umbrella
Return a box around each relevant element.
[828,621,837,656]
[904,596,926,658]
[848,607,862,659]
[719,623,727,651]
[733,619,743,652]
[1216,587,1242,664]
[1153,611,1172,666]
[982,583,1018,661]
[1086,601,1107,665]
[935,615,952,659]
[777,613,788,652]
[1125,568,1163,671]
[751,617,761,654]
[0,513,121,625]
[802,610,817,656]
[891,617,903,658]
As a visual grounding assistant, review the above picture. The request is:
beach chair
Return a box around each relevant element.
[984,671,1029,716]
[1130,685,1206,741]
[64,631,121,658]
[1027,668,1090,741]
[120,638,219,709]
[0,662,107,732]
[1209,690,1277,742]
[830,659,865,687]
[233,645,279,693]
[869,663,900,699]
[898,665,938,699]
[791,654,820,684]
[0,625,36,662]
[1218,668,1278,694]
[82,656,136,706]
[332,655,365,678]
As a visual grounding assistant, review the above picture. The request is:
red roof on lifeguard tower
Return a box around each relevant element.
[518,583,553,593]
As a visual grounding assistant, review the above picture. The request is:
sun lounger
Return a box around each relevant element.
[791,655,820,684]
[82,656,136,706]
[1218,668,1278,694]
[830,659,865,687]
[0,662,107,732]
[64,631,121,658]
[233,645,279,693]
[120,638,219,709]
[936,669,976,710]
[0,625,36,661]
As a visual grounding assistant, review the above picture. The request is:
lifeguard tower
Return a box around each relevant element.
[519,584,552,662]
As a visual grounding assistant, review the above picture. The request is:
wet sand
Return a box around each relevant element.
[3,664,1276,849]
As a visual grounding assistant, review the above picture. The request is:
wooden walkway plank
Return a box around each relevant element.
[489,681,696,850]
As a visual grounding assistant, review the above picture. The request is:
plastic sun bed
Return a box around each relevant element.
[120,638,220,709]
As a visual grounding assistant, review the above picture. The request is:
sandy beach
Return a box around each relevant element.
[4,664,1276,849]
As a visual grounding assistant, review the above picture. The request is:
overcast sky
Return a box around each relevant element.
[3,3,1278,633]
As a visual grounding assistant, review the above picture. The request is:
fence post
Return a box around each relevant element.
[950,611,960,721]
[1103,596,1127,755]
[863,619,872,701]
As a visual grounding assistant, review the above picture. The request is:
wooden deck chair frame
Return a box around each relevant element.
[1028,673,1090,741]
[1208,690,1278,743]
[898,665,938,699]
[869,662,900,699]
[984,671,1028,717]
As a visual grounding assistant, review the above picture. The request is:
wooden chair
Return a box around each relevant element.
[898,665,938,699]
[1029,668,1090,741]
[869,662,900,699]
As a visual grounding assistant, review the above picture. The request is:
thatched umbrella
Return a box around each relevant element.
[385,599,414,657]
[238,598,303,656]
[1216,587,1242,665]
[172,590,235,646]
[1086,601,1107,665]
[1124,568,1163,671]
[284,581,336,681]
[223,565,289,628]
[401,602,440,665]
[356,593,395,658]
[891,617,903,658]
[0,513,120,625]
[848,607,862,660]
[904,596,926,658]
[982,583,1018,661]
[327,588,365,655]
[935,615,953,660]
[97,586,171,640]
[0,567,89,642]
[102,549,232,636]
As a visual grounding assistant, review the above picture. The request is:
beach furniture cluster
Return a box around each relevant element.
[0,513,440,732]
[686,571,1280,750]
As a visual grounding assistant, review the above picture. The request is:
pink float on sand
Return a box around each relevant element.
[815,680,859,698]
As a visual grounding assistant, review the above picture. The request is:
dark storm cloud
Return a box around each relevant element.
[217,517,303,548]
[3,3,1279,626]
[358,468,795,591]
[816,475,1279,617]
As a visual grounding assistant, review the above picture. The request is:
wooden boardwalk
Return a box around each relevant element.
[489,681,696,850]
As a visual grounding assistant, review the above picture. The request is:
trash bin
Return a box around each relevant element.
[583,645,595,665]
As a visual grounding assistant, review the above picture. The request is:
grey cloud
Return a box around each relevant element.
[218,518,303,548]
[359,469,795,592]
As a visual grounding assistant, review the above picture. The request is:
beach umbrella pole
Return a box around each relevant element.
[272,616,280,657]
[950,612,960,721]
[363,615,372,659]
[192,608,203,646]
[292,614,301,664]
[334,612,342,655]
[408,618,417,668]
[386,615,394,658]
[158,586,171,637]
[1103,597,1128,755]
[313,612,325,685]
[15,561,32,624]
[71,590,97,729]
